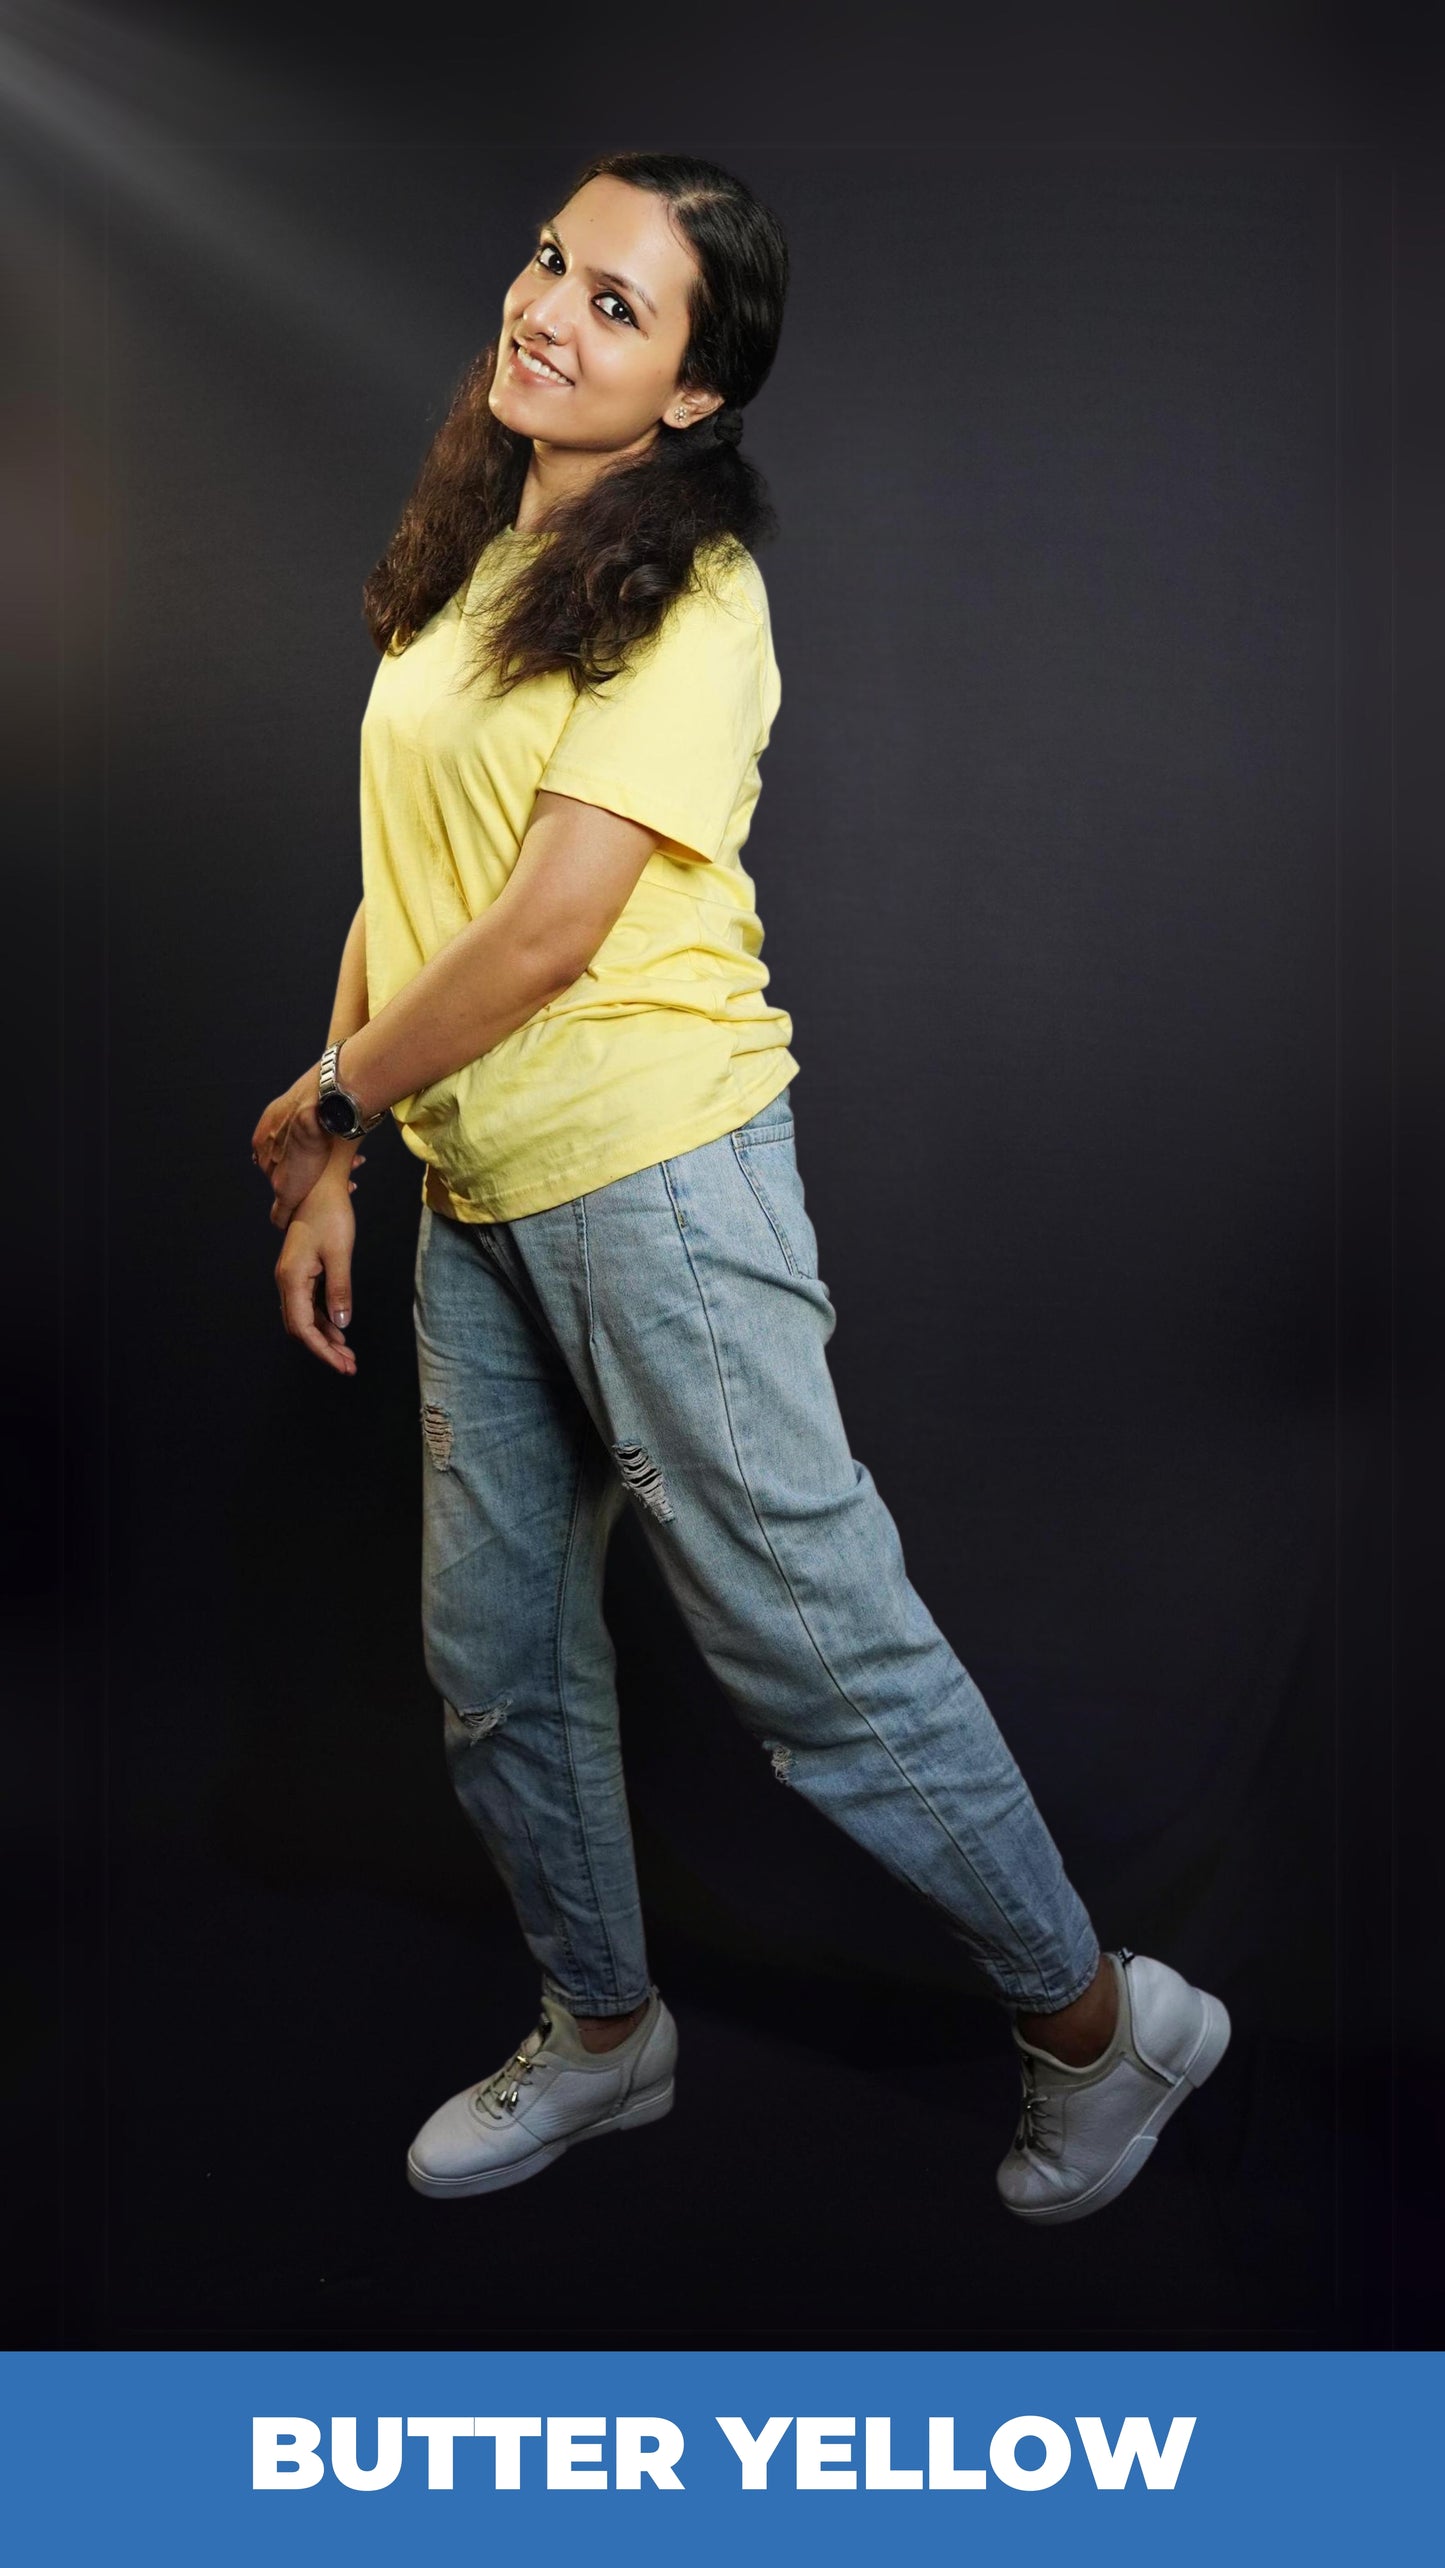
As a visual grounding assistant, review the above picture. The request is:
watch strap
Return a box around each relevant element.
[319,1041,385,1138]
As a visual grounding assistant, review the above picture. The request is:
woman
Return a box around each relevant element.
[251,149,1230,2223]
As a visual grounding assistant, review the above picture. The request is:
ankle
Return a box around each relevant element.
[575,2002,649,2054]
[1016,1955,1120,2066]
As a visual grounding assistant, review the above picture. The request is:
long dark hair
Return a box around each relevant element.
[362,150,789,693]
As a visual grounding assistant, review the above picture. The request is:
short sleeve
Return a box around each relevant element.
[536,564,766,864]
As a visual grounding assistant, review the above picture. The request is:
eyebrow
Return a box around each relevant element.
[540,217,658,320]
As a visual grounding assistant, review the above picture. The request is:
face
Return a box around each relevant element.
[491,174,723,457]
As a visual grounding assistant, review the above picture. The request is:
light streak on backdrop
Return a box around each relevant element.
[0,0,463,375]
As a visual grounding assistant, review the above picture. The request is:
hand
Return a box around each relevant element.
[274,1165,362,1374]
[251,1061,334,1229]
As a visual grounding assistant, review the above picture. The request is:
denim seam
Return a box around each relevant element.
[1020,1934,1105,2015]
[508,1789,585,1995]
[574,1196,596,1341]
[657,1156,1057,1995]
[549,1415,627,2006]
[449,1698,585,1994]
[542,1974,655,2018]
[729,1135,804,1276]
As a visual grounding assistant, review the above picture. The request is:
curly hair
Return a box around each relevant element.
[361,149,789,694]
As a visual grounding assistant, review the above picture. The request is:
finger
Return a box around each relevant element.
[278,1262,356,1375]
[321,1241,354,1336]
[276,1252,319,1343]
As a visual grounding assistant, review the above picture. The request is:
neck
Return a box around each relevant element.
[513,423,662,533]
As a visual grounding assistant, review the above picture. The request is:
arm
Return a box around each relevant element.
[252,796,660,1221]
[329,896,370,1047]
[334,793,659,1122]
[270,897,371,1375]
[311,895,372,1193]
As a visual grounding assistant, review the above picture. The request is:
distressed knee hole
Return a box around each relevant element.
[420,1400,453,1469]
[457,1695,511,1737]
[767,1743,794,1783]
[611,1439,675,1524]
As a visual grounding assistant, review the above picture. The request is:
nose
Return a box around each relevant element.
[518,280,571,340]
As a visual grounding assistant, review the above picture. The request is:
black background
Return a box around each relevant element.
[7,2,1443,2349]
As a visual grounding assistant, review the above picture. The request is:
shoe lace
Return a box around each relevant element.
[474,2024,546,2119]
[1012,2053,1065,2158]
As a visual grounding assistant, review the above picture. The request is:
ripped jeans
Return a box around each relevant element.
[412,1084,1101,2020]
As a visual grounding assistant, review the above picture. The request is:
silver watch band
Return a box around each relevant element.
[319,1041,384,1136]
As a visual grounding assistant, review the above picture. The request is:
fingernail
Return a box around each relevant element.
[335,1310,349,1326]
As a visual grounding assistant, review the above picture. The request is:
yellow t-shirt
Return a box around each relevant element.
[358,527,799,1223]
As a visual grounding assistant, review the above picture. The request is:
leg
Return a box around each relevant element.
[1016,1959,1117,2060]
[508,1091,1102,2018]
[412,1199,650,2021]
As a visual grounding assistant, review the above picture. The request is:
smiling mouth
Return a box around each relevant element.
[512,338,572,386]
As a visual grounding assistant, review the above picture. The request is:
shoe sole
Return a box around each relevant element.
[1001,1991,1232,2226]
[405,2076,676,2200]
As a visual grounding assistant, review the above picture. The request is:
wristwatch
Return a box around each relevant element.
[316,1041,386,1140]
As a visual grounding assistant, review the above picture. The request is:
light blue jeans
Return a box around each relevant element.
[412,1084,1101,2020]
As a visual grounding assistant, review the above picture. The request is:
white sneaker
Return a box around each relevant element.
[996,1947,1231,2224]
[407,1988,677,2199]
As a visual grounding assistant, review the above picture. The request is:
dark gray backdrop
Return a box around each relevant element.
[10,6,1440,2352]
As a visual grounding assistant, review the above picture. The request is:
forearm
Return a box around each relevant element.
[334,903,578,1124]
[284,795,660,1159]
[327,897,370,1046]
[315,900,372,1187]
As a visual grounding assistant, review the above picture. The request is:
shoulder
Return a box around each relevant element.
[684,536,770,634]
[622,541,771,693]
[561,542,774,720]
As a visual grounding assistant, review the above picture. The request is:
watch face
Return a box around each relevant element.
[316,1089,357,1138]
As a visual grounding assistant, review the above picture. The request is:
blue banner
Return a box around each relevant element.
[3,2350,1436,2562]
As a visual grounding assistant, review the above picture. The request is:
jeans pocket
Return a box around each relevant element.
[729,1119,819,1280]
[735,1082,793,1144]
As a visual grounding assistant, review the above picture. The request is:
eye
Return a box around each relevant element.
[531,239,638,328]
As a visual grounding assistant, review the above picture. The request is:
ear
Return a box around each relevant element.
[664,386,725,434]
